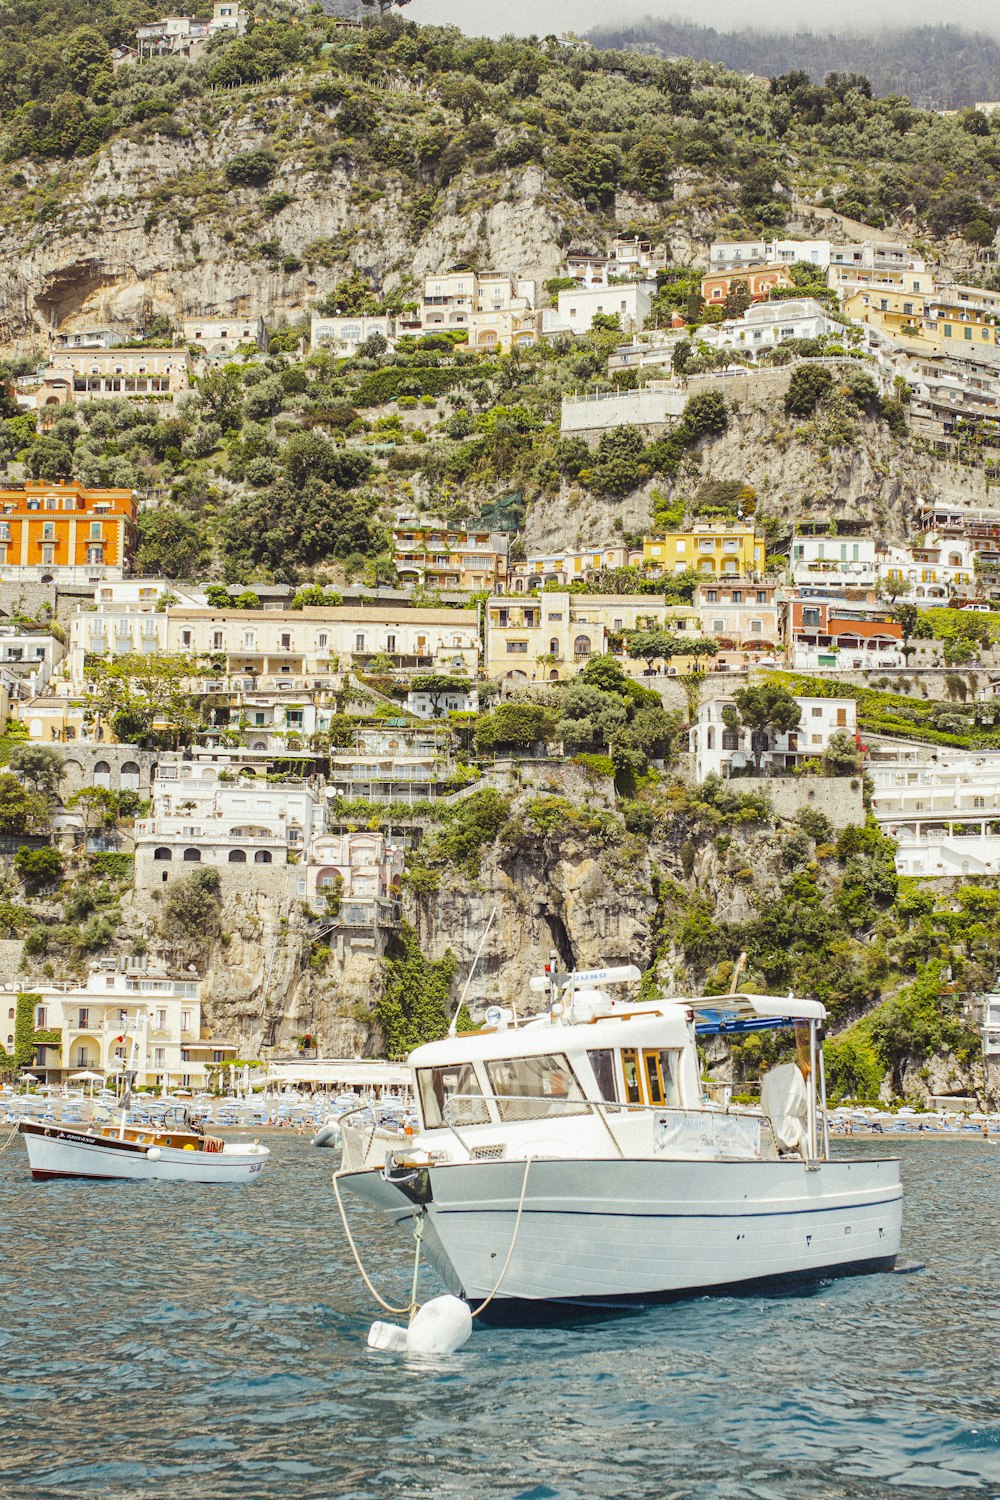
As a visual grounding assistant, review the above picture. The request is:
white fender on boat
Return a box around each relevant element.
[405,1296,472,1356]
[146,1147,162,1160]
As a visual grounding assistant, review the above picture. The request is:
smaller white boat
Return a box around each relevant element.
[18,1026,269,1184]
[19,1117,269,1183]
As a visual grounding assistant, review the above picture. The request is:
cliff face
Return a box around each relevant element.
[524,390,998,556]
[0,96,571,352]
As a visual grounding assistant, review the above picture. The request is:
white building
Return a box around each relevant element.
[560,382,687,433]
[869,744,1000,876]
[791,534,880,589]
[554,284,652,336]
[421,272,477,332]
[67,608,168,687]
[406,681,479,718]
[710,239,920,274]
[879,533,977,601]
[0,625,65,693]
[53,329,121,350]
[182,315,268,358]
[137,3,246,58]
[467,307,540,350]
[135,757,324,881]
[713,298,839,352]
[16,964,236,1091]
[982,985,1000,1060]
[693,580,780,668]
[164,606,480,681]
[66,604,481,688]
[91,580,210,612]
[38,348,189,404]
[690,694,857,781]
[310,314,395,355]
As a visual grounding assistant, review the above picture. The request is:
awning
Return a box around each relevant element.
[265,1059,411,1088]
[691,991,825,1036]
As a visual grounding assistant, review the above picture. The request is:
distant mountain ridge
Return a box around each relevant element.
[583,21,1000,110]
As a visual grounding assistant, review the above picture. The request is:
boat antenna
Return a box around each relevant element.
[728,951,748,995]
[448,906,497,1036]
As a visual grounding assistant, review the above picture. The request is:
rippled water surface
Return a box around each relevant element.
[1,1135,999,1499]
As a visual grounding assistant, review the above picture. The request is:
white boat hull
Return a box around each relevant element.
[341,1155,902,1308]
[21,1122,269,1184]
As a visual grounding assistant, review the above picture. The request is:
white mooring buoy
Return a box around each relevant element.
[367,1295,472,1357]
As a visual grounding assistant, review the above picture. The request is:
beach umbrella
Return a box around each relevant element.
[68,1070,104,1097]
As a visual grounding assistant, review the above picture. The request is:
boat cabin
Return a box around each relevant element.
[336,972,832,1174]
[411,1003,701,1129]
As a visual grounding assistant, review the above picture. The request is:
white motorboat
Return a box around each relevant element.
[19,1116,269,1183]
[335,966,903,1317]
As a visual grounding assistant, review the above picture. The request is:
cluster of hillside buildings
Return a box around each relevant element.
[20,223,1000,454]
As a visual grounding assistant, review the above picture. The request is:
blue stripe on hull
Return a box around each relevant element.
[433,1193,901,1220]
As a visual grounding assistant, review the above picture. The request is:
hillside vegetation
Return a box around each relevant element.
[586,21,1000,112]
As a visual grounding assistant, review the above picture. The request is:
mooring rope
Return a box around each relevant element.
[332,1170,415,1317]
[469,1155,532,1319]
[335,1153,533,1326]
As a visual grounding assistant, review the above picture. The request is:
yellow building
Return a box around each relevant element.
[642,524,764,577]
[15,695,113,744]
[511,544,638,591]
[485,592,704,681]
[845,281,1000,356]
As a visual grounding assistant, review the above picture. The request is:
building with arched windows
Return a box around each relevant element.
[134,757,324,885]
[15,963,237,1091]
[485,592,703,681]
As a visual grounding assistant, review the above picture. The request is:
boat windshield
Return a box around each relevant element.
[485,1053,588,1121]
[417,1063,490,1128]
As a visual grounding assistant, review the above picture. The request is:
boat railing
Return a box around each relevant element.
[339,1102,418,1172]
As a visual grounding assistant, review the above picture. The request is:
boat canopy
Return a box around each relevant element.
[691,993,826,1037]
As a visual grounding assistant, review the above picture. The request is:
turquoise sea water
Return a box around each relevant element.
[1,1135,998,1500]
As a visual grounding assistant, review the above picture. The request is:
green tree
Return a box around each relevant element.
[375,924,458,1060]
[13,845,62,893]
[439,75,487,123]
[24,437,73,480]
[785,363,834,418]
[7,743,64,800]
[891,601,919,660]
[66,785,118,833]
[135,509,207,579]
[159,867,222,949]
[86,654,204,745]
[721,281,752,320]
[290,584,344,610]
[474,702,554,751]
[590,425,647,496]
[411,672,472,717]
[0,772,49,835]
[627,629,680,674]
[821,732,864,777]
[881,575,913,603]
[551,132,621,205]
[224,150,276,187]
[678,389,728,440]
[725,682,802,773]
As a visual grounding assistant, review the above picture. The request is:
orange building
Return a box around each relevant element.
[0,482,138,581]
[700,265,795,306]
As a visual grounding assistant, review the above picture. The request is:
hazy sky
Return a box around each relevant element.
[411,0,1000,39]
